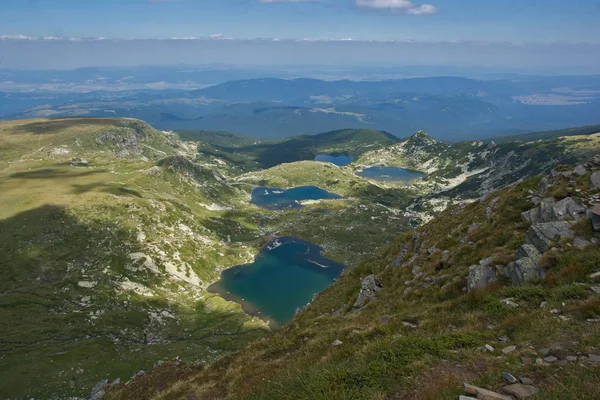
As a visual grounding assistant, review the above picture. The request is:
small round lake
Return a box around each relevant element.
[314,154,354,166]
[251,186,343,210]
[208,237,345,326]
[356,166,425,183]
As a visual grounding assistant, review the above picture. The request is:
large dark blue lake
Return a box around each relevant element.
[208,237,345,326]
[356,166,425,183]
[314,154,354,166]
[251,186,343,210]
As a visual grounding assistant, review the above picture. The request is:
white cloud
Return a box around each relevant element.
[356,0,438,15]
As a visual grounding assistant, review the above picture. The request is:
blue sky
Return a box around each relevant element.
[1,0,599,42]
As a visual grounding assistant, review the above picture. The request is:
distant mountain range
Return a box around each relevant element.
[2,73,600,141]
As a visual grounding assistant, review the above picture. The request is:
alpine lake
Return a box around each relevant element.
[208,237,345,327]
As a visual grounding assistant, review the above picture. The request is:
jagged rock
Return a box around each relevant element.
[531,196,542,205]
[574,164,587,176]
[525,221,575,253]
[90,379,108,400]
[467,265,498,292]
[552,197,586,220]
[485,344,495,352]
[352,275,382,310]
[502,383,539,399]
[504,258,545,286]
[464,383,513,400]
[514,244,542,264]
[591,172,600,189]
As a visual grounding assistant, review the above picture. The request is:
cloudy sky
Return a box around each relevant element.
[1,0,599,70]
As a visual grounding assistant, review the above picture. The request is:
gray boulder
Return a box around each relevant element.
[467,265,498,292]
[505,258,545,286]
[525,221,575,253]
[352,275,382,310]
[591,172,600,189]
[515,244,542,264]
[574,164,586,176]
[574,237,592,249]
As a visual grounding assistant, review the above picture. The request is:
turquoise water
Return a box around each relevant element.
[208,237,345,326]
[251,186,343,210]
[356,166,425,182]
[314,154,354,166]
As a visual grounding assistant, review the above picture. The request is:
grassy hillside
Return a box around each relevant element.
[0,118,271,398]
[108,159,600,400]
[0,118,415,398]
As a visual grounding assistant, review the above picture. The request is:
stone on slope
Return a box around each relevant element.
[502,372,517,383]
[90,378,108,400]
[352,275,382,310]
[574,164,587,176]
[502,383,539,399]
[504,258,545,286]
[331,340,343,346]
[521,197,585,224]
[467,265,498,292]
[502,345,517,354]
[525,221,575,253]
[592,204,600,232]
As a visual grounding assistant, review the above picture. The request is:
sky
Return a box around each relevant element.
[1,0,600,70]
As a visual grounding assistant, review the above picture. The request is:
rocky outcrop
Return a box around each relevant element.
[525,221,575,253]
[521,197,585,224]
[352,275,382,310]
[504,257,544,286]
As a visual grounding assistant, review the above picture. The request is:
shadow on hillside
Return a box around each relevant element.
[11,118,121,135]
[70,183,143,198]
[0,204,267,398]
[7,168,107,180]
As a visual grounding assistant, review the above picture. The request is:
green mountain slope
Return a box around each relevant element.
[108,158,600,400]
[0,118,415,398]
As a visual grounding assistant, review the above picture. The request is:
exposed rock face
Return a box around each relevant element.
[521,197,585,224]
[525,221,575,253]
[592,204,600,232]
[96,124,147,157]
[467,265,498,292]
[352,275,382,310]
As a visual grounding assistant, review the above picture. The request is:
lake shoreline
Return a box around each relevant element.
[208,236,345,327]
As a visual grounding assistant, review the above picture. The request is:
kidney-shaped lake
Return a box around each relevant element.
[356,166,425,183]
[250,186,343,210]
[208,237,345,326]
